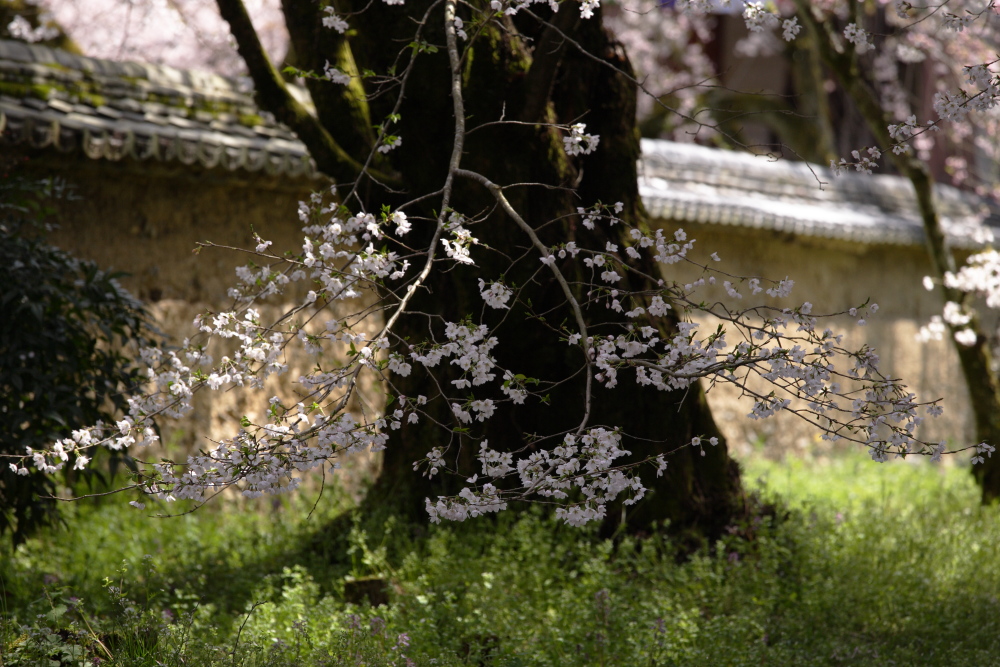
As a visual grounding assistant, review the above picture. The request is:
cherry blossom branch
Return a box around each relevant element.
[371,0,463,341]
[454,167,594,435]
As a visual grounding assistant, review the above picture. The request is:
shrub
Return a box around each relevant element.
[0,173,157,544]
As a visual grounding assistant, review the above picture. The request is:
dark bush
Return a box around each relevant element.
[0,173,157,544]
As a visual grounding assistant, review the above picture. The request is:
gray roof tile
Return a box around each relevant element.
[0,38,320,180]
[639,139,1000,248]
[3,39,996,246]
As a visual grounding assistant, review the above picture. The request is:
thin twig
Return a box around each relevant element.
[454,167,594,435]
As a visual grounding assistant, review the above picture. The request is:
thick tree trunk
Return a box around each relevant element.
[224,0,744,536]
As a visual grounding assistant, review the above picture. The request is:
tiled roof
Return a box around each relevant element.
[0,39,318,179]
[640,139,1000,248]
[1,37,996,244]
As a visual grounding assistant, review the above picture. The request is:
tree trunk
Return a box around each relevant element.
[794,0,1000,502]
[222,0,744,536]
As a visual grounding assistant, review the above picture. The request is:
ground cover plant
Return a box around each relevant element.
[4,452,1000,666]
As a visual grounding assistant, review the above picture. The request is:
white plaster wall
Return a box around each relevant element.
[38,158,383,488]
[656,221,978,456]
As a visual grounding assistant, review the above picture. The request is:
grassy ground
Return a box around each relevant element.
[3,453,1000,666]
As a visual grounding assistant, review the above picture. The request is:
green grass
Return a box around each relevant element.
[3,454,1000,666]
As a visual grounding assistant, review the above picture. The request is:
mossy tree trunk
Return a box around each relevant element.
[219,0,744,536]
